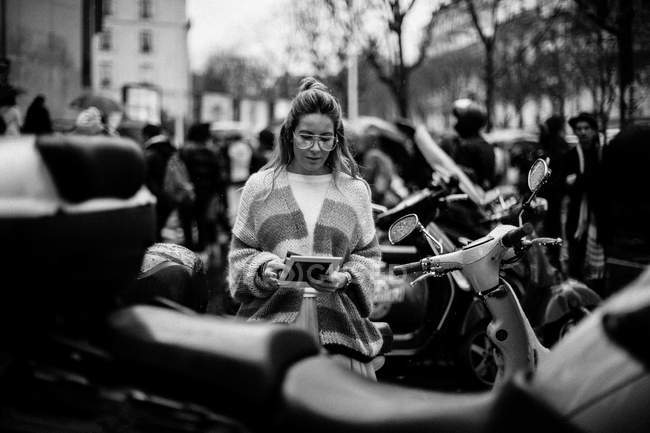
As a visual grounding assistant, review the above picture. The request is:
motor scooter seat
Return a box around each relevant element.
[106,305,319,422]
[36,134,145,203]
[278,357,581,433]
[0,135,155,340]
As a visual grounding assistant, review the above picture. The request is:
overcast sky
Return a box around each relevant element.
[186,0,439,74]
[186,0,291,72]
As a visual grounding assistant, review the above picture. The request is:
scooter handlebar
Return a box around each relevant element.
[501,223,534,248]
[393,256,463,276]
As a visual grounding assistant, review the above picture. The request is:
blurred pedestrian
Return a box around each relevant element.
[72,106,106,135]
[0,58,22,136]
[180,122,224,251]
[596,124,650,298]
[360,140,408,208]
[228,77,383,379]
[556,112,604,291]
[538,115,570,252]
[0,87,22,136]
[142,123,177,241]
[22,94,53,135]
[253,127,275,172]
[224,132,254,228]
[440,98,496,190]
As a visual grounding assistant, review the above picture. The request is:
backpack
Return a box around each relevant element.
[163,152,195,205]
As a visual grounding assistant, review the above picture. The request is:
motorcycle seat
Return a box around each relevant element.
[278,357,581,433]
[106,305,319,422]
[35,134,145,203]
[0,135,155,339]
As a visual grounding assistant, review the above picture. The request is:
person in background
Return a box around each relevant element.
[228,77,383,379]
[72,106,106,135]
[180,122,223,251]
[556,112,604,293]
[0,87,22,136]
[596,124,650,298]
[142,123,177,241]
[0,57,22,136]
[537,115,570,263]
[22,94,53,135]
[224,132,253,228]
[253,127,275,172]
[440,98,496,190]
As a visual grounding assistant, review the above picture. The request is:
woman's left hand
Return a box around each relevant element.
[310,271,350,293]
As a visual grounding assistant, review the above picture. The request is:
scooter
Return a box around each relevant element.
[1,135,647,433]
[372,129,599,387]
[370,176,490,386]
[385,158,587,386]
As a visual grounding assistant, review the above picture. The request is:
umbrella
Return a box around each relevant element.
[69,92,122,117]
[349,116,409,144]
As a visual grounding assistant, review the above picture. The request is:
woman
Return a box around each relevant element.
[228,77,382,378]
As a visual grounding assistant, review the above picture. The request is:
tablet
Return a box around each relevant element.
[278,255,343,288]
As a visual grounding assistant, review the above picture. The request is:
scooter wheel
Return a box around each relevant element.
[457,321,499,390]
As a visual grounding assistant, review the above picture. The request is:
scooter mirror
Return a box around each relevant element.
[388,213,420,244]
[528,158,550,192]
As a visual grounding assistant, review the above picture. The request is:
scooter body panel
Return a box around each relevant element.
[530,271,650,433]
[483,280,549,384]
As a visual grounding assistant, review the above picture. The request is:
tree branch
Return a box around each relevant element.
[572,0,618,35]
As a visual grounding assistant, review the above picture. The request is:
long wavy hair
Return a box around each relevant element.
[263,77,361,182]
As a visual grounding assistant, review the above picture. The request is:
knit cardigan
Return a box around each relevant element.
[228,168,382,361]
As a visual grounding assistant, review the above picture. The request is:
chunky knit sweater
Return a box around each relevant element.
[228,168,382,361]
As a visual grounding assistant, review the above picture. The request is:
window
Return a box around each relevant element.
[99,62,112,88]
[99,27,112,51]
[103,0,113,16]
[139,30,152,53]
[139,63,154,83]
[139,0,152,19]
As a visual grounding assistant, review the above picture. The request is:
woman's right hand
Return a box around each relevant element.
[260,259,286,287]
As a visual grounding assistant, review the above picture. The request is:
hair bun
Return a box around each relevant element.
[298,77,329,93]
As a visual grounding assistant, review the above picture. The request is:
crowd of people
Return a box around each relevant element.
[439,101,650,301]
[3,57,649,370]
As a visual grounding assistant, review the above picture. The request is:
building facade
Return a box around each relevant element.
[2,0,102,122]
[96,0,190,124]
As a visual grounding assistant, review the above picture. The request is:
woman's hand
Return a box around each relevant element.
[310,271,351,293]
[260,259,286,287]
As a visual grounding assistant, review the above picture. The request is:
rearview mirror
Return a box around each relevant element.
[388,214,420,244]
[528,159,550,192]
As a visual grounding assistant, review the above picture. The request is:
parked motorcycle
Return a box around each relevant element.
[370,176,486,386]
[386,158,594,386]
[1,134,647,433]
[371,127,599,387]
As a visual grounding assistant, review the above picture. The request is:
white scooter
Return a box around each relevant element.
[387,159,566,385]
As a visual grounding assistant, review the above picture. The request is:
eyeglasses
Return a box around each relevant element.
[293,131,337,151]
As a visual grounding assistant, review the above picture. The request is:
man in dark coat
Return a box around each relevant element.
[538,115,570,251]
[440,98,496,190]
[180,122,226,251]
[142,123,176,241]
[554,112,603,289]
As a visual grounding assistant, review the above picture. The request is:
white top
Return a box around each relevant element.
[287,172,332,252]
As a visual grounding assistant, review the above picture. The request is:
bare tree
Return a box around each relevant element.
[457,0,503,131]
[292,0,443,118]
[363,0,440,117]
[202,52,272,120]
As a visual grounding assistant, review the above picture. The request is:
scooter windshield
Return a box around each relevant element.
[413,125,487,206]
